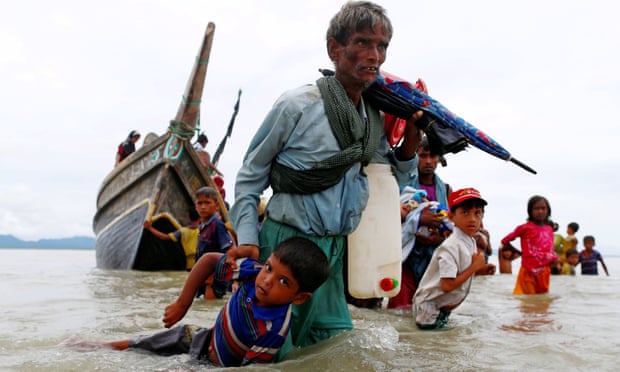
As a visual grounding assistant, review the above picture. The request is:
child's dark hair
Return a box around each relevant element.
[568,222,580,233]
[583,235,595,244]
[526,195,554,226]
[195,186,218,201]
[196,133,208,143]
[188,208,199,221]
[417,136,431,152]
[450,199,486,214]
[416,136,447,166]
[565,249,579,257]
[272,237,330,293]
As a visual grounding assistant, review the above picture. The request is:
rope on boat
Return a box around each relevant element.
[168,120,195,140]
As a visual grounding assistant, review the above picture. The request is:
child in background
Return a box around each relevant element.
[474,228,494,276]
[552,222,564,257]
[78,237,330,367]
[500,195,557,294]
[413,188,495,330]
[562,222,579,259]
[561,249,579,275]
[145,187,235,299]
[474,227,492,264]
[551,222,564,274]
[144,208,200,270]
[579,235,609,276]
[498,243,521,274]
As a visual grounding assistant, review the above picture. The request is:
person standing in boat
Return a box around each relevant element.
[229,1,424,359]
[115,130,140,166]
[193,132,224,177]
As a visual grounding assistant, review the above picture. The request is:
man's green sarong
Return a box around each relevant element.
[259,218,353,359]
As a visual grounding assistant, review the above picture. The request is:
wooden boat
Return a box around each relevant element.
[93,23,228,270]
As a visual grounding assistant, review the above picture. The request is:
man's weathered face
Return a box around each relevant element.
[329,25,390,91]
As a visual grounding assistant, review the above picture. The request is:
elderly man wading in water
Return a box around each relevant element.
[229,1,424,360]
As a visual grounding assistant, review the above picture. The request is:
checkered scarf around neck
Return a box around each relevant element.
[269,76,383,194]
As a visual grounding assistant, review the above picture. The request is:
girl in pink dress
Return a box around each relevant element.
[500,195,558,294]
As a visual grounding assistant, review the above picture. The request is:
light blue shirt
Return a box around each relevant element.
[229,84,416,246]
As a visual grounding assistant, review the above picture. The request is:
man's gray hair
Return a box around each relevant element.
[326,1,393,45]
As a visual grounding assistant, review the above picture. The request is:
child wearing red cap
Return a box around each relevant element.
[499,195,557,294]
[413,187,496,329]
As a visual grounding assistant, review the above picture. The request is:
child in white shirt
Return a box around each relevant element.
[413,187,496,329]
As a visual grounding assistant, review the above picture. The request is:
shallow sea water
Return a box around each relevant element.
[1,249,619,371]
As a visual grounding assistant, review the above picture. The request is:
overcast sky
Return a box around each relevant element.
[1,0,619,254]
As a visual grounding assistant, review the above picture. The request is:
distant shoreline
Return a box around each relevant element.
[0,234,95,249]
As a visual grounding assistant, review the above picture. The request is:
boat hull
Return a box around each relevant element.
[93,22,223,271]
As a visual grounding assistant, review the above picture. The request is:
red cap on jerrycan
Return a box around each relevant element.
[380,277,399,292]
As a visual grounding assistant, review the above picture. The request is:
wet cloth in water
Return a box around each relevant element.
[130,325,212,360]
[513,265,551,294]
[415,309,451,330]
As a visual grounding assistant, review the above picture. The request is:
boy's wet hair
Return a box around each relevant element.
[195,186,218,201]
[417,136,431,152]
[417,136,445,164]
[272,237,330,293]
[568,222,580,233]
[583,235,595,244]
[326,1,392,46]
[416,136,440,156]
[565,249,579,257]
[188,208,200,221]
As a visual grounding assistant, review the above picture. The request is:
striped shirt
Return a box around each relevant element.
[211,256,292,366]
[579,249,603,275]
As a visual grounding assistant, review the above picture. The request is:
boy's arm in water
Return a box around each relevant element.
[163,253,224,328]
[600,257,610,276]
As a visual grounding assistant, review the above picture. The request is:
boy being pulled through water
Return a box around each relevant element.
[72,237,330,367]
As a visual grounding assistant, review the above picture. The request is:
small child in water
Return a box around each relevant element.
[560,249,579,275]
[498,243,522,274]
[579,235,609,276]
[70,237,330,367]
